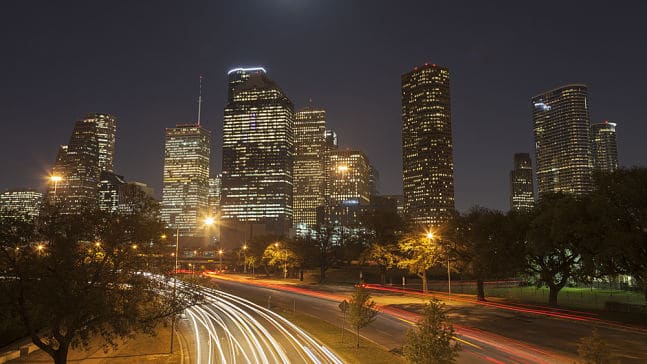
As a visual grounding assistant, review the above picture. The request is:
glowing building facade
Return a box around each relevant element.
[532,84,593,196]
[85,113,117,172]
[221,67,294,241]
[319,149,370,227]
[161,123,211,236]
[208,174,222,217]
[509,153,535,211]
[99,171,125,212]
[591,121,619,173]
[48,118,101,212]
[293,107,327,229]
[401,63,455,227]
[0,189,43,218]
[46,113,117,213]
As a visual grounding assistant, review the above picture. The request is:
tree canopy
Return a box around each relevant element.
[0,203,202,364]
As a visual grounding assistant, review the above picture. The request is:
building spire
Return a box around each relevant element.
[197,75,204,125]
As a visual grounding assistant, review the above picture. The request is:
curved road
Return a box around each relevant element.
[182,283,344,364]
[211,277,577,364]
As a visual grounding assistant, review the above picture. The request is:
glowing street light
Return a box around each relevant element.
[36,244,45,253]
[218,249,224,271]
[274,242,288,279]
[242,244,248,273]
[50,175,63,193]
[426,230,451,297]
[204,216,215,226]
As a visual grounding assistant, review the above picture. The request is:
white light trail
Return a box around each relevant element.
[173,280,344,364]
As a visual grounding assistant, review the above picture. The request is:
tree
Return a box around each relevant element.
[592,168,647,301]
[360,209,404,285]
[525,193,599,306]
[245,234,285,277]
[404,299,461,364]
[262,242,300,278]
[450,208,523,301]
[0,204,202,364]
[398,232,443,293]
[314,225,335,283]
[345,284,378,348]
[360,243,398,285]
[577,328,618,364]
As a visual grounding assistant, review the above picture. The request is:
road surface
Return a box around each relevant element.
[182,282,344,364]
[212,277,576,364]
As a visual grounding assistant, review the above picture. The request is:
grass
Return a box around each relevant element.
[479,286,646,310]
[278,309,405,364]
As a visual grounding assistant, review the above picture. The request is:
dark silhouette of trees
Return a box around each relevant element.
[450,208,524,301]
[591,168,647,301]
[0,202,202,364]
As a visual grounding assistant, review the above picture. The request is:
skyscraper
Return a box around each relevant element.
[85,113,117,172]
[221,67,294,243]
[48,117,101,212]
[532,84,593,196]
[99,171,125,212]
[320,149,370,227]
[47,113,117,213]
[208,174,222,217]
[161,123,211,236]
[509,153,535,211]
[293,106,327,229]
[401,63,455,227]
[326,149,370,205]
[0,189,43,218]
[591,121,619,173]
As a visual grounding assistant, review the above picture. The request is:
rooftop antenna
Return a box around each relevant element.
[197,75,204,125]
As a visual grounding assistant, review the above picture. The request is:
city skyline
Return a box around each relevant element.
[2,1,646,212]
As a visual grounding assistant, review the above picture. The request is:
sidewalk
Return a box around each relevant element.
[5,320,192,364]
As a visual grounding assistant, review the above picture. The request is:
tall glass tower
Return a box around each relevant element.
[84,113,117,172]
[47,113,117,213]
[221,67,294,241]
[401,63,454,227]
[509,153,535,211]
[293,106,327,229]
[591,121,619,173]
[161,124,211,236]
[532,84,593,196]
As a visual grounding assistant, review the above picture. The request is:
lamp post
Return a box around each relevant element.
[242,245,247,273]
[275,242,288,279]
[427,230,451,297]
[170,215,215,353]
[218,249,224,271]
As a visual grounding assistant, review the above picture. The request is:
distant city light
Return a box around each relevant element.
[227,67,267,75]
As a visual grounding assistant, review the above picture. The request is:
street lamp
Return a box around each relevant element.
[242,244,248,273]
[170,215,216,353]
[218,249,224,271]
[275,242,288,279]
[50,175,62,193]
[426,230,451,297]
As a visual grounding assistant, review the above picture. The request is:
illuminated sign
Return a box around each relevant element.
[533,102,551,111]
[227,67,267,75]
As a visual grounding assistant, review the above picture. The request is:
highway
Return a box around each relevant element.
[181,282,344,364]
[211,277,575,364]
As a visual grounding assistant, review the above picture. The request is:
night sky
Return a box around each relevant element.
[1,1,645,212]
